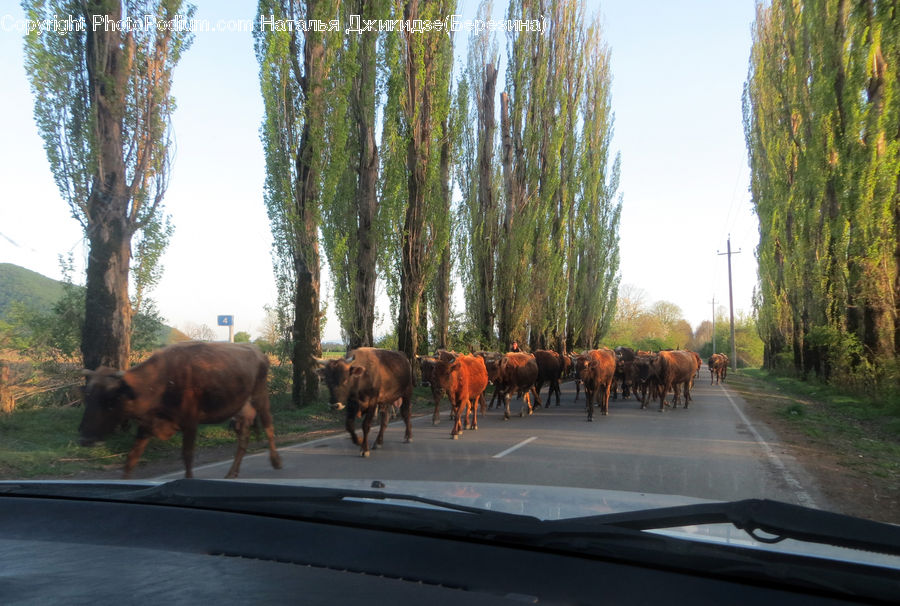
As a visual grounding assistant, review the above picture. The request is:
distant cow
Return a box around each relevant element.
[431,354,489,438]
[653,350,697,411]
[474,351,505,410]
[577,349,617,420]
[708,353,729,384]
[78,342,282,479]
[318,347,412,457]
[533,349,564,407]
[496,352,539,420]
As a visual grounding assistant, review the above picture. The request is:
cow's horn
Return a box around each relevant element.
[313,357,329,367]
[344,353,355,363]
[114,370,126,378]
[79,369,94,377]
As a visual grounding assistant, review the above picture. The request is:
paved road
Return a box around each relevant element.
[158,376,827,507]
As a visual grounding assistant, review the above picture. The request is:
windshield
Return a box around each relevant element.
[1,0,898,572]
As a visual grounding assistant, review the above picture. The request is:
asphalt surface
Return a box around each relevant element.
[157,375,828,507]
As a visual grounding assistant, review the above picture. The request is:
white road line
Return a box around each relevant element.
[718,385,817,508]
[493,436,538,459]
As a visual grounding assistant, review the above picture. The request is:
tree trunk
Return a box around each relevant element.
[81,1,132,370]
[349,0,379,350]
[397,0,430,368]
[476,63,498,347]
[289,2,325,405]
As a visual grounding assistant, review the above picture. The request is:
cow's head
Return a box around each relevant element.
[430,359,460,393]
[78,367,137,446]
[318,356,365,411]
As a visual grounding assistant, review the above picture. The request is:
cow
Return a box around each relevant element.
[612,346,636,400]
[686,350,702,380]
[78,342,282,479]
[318,347,412,457]
[577,348,617,420]
[652,350,698,411]
[496,352,539,420]
[474,351,505,411]
[418,352,455,425]
[633,352,661,409]
[431,354,489,438]
[708,353,729,384]
[533,349,564,407]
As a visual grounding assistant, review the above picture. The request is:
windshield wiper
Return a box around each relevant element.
[546,498,900,558]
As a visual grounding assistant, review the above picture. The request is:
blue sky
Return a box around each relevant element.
[0,1,759,343]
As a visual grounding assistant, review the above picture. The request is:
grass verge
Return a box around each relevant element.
[0,384,437,479]
[727,369,899,523]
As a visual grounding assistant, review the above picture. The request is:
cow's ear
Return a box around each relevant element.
[349,366,365,377]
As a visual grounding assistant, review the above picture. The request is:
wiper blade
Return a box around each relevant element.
[550,498,900,558]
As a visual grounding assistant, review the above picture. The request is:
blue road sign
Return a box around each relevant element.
[217,315,233,327]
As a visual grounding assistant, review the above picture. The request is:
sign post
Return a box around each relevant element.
[217,315,234,343]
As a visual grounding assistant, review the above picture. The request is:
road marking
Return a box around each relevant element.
[718,385,817,509]
[493,436,538,459]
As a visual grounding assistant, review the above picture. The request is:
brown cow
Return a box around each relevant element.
[533,349,564,407]
[708,353,729,384]
[431,354,489,438]
[653,350,697,411]
[496,352,539,420]
[578,349,617,420]
[318,347,412,457]
[78,342,282,479]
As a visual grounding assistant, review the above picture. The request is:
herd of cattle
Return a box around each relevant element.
[76,341,729,478]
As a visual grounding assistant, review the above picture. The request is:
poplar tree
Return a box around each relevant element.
[22,0,194,370]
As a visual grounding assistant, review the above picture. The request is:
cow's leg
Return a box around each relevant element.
[401,393,413,443]
[432,388,441,425]
[359,404,376,457]
[586,387,594,421]
[373,405,389,448]
[452,398,467,439]
[602,383,612,416]
[470,395,480,430]
[251,386,283,471]
[123,426,152,479]
[225,403,256,478]
[345,402,360,446]
[503,392,511,421]
[181,425,197,479]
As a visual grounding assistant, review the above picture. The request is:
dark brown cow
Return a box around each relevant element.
[612,346,636,400]
[418,355,447,425]
[633,352,660,409]
[431,354,489,438]
[318,347,412,457]
[533,349,564,407]
[653,350,697,411]
[689,350,703,379]
[577,349,617,420]
[496,352,539,420]
[78,342,282,479]
[474,351,505,410]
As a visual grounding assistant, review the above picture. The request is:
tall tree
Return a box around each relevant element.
[256,0,337,405]
[382,0,456,365]
[23,0,193,370]
[745,0,899,379]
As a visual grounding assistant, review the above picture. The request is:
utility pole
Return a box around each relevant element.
[709,296,716,354]
[717,236,741,372]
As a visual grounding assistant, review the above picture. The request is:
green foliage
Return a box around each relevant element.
[745,0,899,385]
[233,331,251,343]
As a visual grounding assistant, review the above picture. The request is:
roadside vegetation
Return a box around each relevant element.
[727,369,899,523]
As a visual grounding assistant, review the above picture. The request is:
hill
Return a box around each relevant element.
[0,263,67,318]
[0,262,186,345]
